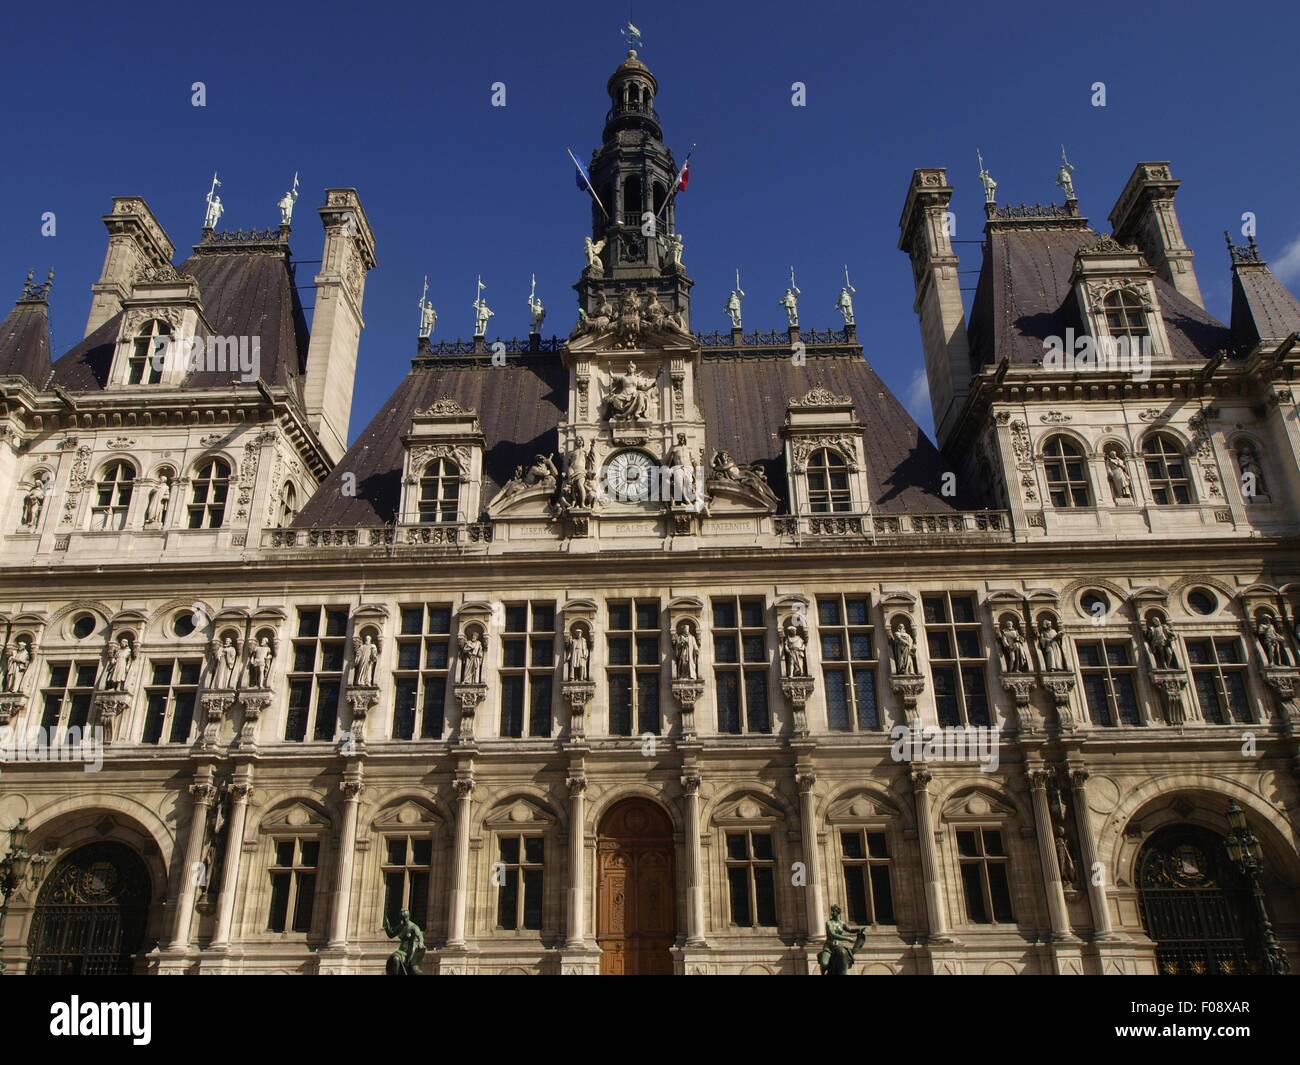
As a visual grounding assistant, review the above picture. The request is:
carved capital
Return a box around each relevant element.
[566,774,588,795]
[1027,768,1053,792]
[910,767,933,791]
[230,783,255,803]
[795,771,817,794]
[680,771,702,795]
[340,780,365,802]
[190,782,218,805]
[452,776,476,800]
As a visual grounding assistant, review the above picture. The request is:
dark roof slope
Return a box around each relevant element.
[0,297,53,385]
[48,312,120,390]
[1230,260,1300,350]
[968,226,1229,368]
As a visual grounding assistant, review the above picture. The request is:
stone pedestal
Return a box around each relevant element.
[198,690,236,750]
[1000,675,1040,735]
[671,678,705,739]
[1150,668,1190,725]
[889,674,926,729]
[345,686,379,750]
[780,675,815,736]
[609,418,651,446]
[452,682,487,743]
[560,679,595,738]
[91,690,131,743]
[235,689,271,751]
[0,690,28,726]
[1040,671,1078,730]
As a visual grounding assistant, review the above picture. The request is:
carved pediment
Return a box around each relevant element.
[713,792,783,825]
[260,800,330,832]
[373,799,444,830]
[828,790,901,821]
[483,796,557,828]
[942,788,1015,820]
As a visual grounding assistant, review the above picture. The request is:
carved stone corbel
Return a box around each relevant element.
[0,691,29,726]
[781,676,816,736]
[1000,676,1041,735]
[452,683,486,744]
[560,680,596,739]
[1041,672,1078,730]
[198,691,237,750]
[345,687,379,751]
[1150,668,1190,725]
[1261,666,1300,729]
[890,676,926,729]
[235,689,272,751]
[671,678,705,738]
[91,690,132,744]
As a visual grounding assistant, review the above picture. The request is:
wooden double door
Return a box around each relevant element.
[597,799,676,975]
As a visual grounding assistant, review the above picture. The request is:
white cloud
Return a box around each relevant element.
[904,368,930,420]
[1273,233,1300,284]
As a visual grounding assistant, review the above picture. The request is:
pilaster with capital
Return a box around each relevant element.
[1068,768,1117,940]
[209,781,254,951]
[446,775,476,948]
[794,770,825,941]
[909,768,952,943]
[1026,767,1076,942]
[681,770,706,946]
[166,777,218,952]
[326,777,364,950]
[564,773,590,952]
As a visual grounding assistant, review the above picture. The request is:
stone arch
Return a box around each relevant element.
[1035,427,1093,460]
[145,597,216,639]
[46,599,114,639]
[586,782,682,837]
[1059,577,1131,621]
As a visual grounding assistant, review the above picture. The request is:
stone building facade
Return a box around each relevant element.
[0,50,1298,976]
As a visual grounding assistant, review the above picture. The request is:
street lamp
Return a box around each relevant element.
[0,818,53,975]
[1224,800,1290,976]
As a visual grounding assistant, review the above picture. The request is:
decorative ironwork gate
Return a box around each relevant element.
[1137,824,1255,976]
[27,841,151,975]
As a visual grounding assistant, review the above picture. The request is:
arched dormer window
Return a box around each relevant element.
[278,481,298,528]
[807,449,852,513]
[1142,434,1193,506]
[188,458,231,528]
[1101,289,1148,341]
[127,319,170,385]
[418,459,460,523]
[1042,436,1091,508]
[91,461,135,530]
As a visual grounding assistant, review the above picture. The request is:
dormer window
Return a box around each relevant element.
[91,461,135,530]
[1042,436,1091,507]
[1101,289,1148,341]
[188,458,231,528]
[807,449,852,512]
[1142,434,1193,505]
[127,319,170,384]
[418,459,461,523]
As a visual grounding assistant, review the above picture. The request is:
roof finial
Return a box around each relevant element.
[977,149,997,208]
[204,173,224,231]
[620,18,643,55]
[1056,145,1077,202]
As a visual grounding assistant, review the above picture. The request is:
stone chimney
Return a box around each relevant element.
[84,197,175,338]
[1109,162,1205,310]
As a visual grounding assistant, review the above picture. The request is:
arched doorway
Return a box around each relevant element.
[597,798,675,975]
[27,841,152,975]
[1137,824,1255,975]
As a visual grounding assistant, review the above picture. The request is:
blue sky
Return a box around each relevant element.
[2,0,1298,440]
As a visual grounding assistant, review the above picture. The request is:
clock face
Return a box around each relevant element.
[604,450,657,503]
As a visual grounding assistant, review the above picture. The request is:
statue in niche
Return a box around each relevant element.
[557,437,596,510]
[997,618,1031,674]
[1036,617,1067,672]
[246,635,276,688]
[457,630,485,685]
[672,620,700,680]
[564,625,591,682]
[1236,443,1267,500]
[210,636,241,689]
[1105,448,1131,499]
[1144,614,1180,670]
[2,637,32,693]
[889,619,919,676]
[144,475,171,526]
[1254,612,1290,667]
[199,784,230,899]
[817,904,866,976]
[351,632,380,687]
[1053,820,1078,886]
[20,478,46,528]
[103,636,135,691]
[780,614,809,678]
[667,433,698,505]
[383,908,426,976]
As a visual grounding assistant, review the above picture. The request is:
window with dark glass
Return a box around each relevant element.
[392,604,452,740]
[607,599,661,736]
[711,597,769,734]
[187,458,231,528]
[285,606,348,741]
[91,462,135,531]
[1185,638,1252,724]
[818,594,879,731]
[1142,435,1193,506]
[381,835,433,927]
[725,829,777,928]
[39,660,99,737]
[956,828,1014,924]
[417,458,461,523]
[1076,640,1142,727]
[1101,288,1149,340]
[496,834,544,931]
[267,838,319,933]
[499,601,554,738]
[141,658,201,744]
[807,449,853,513]
[922,593,989,727]
[839,829,895,926]
[1042,436,1091,508]
[127,319,169,385]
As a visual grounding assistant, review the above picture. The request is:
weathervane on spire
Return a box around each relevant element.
[1056,145,1077,202]
[620,19,643,53]
[977,150,997,206]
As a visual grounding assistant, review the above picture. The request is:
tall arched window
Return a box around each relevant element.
[807,449,852,513]
[188,459,231,528]
[127,319,170,385]
[1142,435,1193,505]
[91,462,135,530]
[1102,289,1149,340]
[418,459,460,523]
[278,481,298,528]
[1042,436,1091,507]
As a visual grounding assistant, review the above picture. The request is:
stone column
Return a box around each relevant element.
[209,783,253,949]
[167,781,216,949]
[565,773,588,948]
[681,770,706,946]
[1069,769,1115,939]
[910,768,951,942]
[795,771,825,940]
[1027,769,1073,941]
[446,775,475,947]
[327,779,364,948]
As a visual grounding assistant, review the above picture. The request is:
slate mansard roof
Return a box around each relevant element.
[292,344,971,529]
[0,283,53,386]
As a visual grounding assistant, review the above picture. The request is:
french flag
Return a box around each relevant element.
[676,159,691,192]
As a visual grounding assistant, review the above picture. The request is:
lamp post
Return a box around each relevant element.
[1224,801,1290,976]
[0,818,52,975]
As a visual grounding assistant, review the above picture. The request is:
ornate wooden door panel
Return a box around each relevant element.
[597,799,676,975]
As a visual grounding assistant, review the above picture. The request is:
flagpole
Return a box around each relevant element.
[567,147,608,218]
[656,142,695,222]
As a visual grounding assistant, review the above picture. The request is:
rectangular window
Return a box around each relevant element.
[956,828,1014,925]
[39,660,99,739]
[267,838,319,933]
[1076,640,1142,727]
[607,599,662,736]
[141,658,202,744]
[839,829,896,925]
[381,835,433,928]
[499,601,555,738]
[818,594,879,731]
[1185,638,1253,724]
[391,604,452,740]
[724,829,778,928]
[712,597,769,734]
[496,834,544,930]
[284,607,349,742]
[923,593,989,727]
